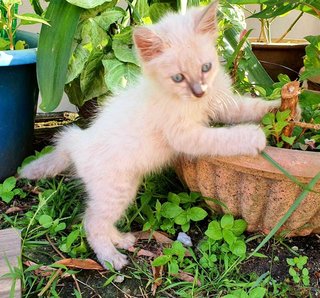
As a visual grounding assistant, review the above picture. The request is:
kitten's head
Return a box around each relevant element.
[133,2,220,101]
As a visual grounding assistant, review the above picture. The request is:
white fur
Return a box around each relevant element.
[20,4,280,270]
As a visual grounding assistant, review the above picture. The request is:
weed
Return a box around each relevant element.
[287,256,310,287]
[0,176,26,203]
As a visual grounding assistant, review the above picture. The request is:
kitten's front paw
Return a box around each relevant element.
[237,125,266,156]
[98,251,129,271]
[113,232,136,249]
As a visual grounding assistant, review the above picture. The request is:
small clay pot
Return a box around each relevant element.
[250,39,308,81]
[175,146,320,236]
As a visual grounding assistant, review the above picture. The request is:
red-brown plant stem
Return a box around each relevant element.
[280,81,300,148]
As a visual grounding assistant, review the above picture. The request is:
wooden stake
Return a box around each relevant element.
[280,81,300,148]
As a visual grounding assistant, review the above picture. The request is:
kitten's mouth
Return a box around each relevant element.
[190,83,208,98]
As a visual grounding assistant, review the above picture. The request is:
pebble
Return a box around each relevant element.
[177,232,193,247]
[114,275,125,283]
[291,246,299,251]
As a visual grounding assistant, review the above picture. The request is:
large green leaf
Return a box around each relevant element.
[80,50,108,101]
[102,58,140,93]
[136,0,150,18]
[66,43,90,83]
[38,0,82,112]
[81,17,109,48]
[149,3,173,22]
[112,39,139,65]
[94,7,126,31]
[15,13,50,25]
[249,1,301,19]
[66,0,111,9]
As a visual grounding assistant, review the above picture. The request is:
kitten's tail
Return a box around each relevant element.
[19,126,81,180]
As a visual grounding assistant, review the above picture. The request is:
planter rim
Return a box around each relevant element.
[205,146,320,179]
[0,30,38,67]
[249,38,309,48]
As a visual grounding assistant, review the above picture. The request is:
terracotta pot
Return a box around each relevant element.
[175,146,320,236]
[250,39,308,81]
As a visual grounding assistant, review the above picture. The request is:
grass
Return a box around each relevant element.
[0,156,319,297]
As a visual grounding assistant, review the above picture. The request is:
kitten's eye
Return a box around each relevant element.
[171,73,185,83]
[201,62,212,73]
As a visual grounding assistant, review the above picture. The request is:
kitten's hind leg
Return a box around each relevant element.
[83,174,140,270]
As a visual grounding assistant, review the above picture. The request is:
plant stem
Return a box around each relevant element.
[280,81,300,148]
[276,11,304,43]
[6,4,14,50]
[291,121,320,130]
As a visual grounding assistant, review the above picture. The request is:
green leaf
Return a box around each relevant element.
[261,113,275,126]
[54,222,66,233]
[136,0,149,18]
[230,240,246,257]
[276,109,291,122]
[168,260,179,275]
[293,275,300,284]
[13,188,26,198]
[113,27,133,43]
[39,214,53,228]
[81,17,109,48]
[152,255,171,266]
[15,13,50,25]
[2,177,16,192]
[187,207,208,221]
[0,37,10,50]
[149,3,173,23]
[205,221,222,240]
[181,222,190,232]
[0,192,14,204]
[178,192,193,203]
[302,267,309,276]
[102,59,140,93]
[80,50,108,101]
[286,258,296,266]
[66,0,111,9]
[223,229,236,246]
[221,214,234,229]
[175,211,188,225]
[289,266,297,277]
[168,192,180,204]
[112,39,139,65]
[160,202,183,218]
[231,219,247,236]
[302,276,310,286]
[249,287,266,298]
[94,7,126,31]
[281,135,296,145]
[38,0,82,112]
[14,40,26,50]
[66,44,90,83]
[66,230,80,249]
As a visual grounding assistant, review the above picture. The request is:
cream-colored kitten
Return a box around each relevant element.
[20,2,279,270]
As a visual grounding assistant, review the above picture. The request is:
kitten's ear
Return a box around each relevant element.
[195,1,218,35]
[133,27,165,62]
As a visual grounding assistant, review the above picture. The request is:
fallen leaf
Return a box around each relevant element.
[151,261,163,296]
[152,231,173,244]
[133,231,152,241]
[23,261,70,278]
[173,271,201,286]
[137,249,157,258]
[5,206,23,214]
[55,258,104,271]
[133,230,173,244]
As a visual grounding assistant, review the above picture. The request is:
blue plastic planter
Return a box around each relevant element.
[0,31,39,181]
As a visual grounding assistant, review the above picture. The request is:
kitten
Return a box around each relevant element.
[20,2,280,270]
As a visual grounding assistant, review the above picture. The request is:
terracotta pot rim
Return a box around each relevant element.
[249,38,309,48]
[202,146,320,179]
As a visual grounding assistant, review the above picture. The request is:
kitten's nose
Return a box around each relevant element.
[191,83,207,98]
